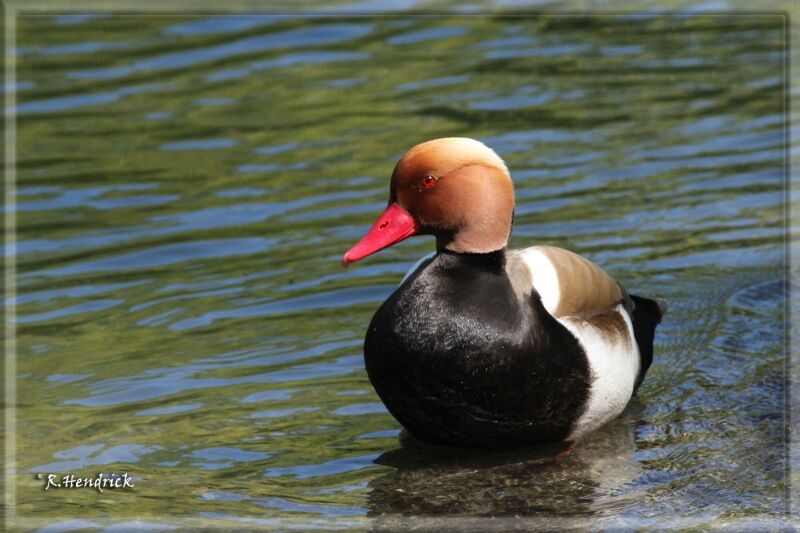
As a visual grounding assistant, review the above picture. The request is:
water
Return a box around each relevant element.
[11,11,790,531]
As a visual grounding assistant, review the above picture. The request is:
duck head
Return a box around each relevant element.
[343,137,514,266]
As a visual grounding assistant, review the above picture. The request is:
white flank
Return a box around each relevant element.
[560,305,640,440]
[517,247,640,440]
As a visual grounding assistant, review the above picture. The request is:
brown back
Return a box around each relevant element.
[508,246,626,319]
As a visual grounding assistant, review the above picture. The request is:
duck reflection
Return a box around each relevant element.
[366,404,644,528]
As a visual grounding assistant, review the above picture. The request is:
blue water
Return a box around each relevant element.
[10,11,789,531]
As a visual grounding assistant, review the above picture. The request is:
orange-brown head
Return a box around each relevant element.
[343,138,514,266]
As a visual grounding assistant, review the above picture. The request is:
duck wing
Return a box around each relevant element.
[506,245,665,439]
[506,245,628,319]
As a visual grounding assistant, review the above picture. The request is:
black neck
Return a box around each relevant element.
[436,248,507,274]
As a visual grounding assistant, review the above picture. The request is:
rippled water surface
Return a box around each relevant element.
[12,11,789,531]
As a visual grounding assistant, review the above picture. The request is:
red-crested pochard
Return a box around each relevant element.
[343,138,666,448]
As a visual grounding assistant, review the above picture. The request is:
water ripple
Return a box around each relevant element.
[14,12,786,528]
[69,24,375,80]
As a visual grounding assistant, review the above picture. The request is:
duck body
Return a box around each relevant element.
[365,249,590,447]
[364,247,663,448]
[343,137,665,448]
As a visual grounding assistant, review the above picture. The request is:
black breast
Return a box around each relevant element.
[364,250,591,448]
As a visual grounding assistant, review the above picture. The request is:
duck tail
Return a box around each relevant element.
[629,294,667,392]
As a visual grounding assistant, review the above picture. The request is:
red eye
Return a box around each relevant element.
[421,175,437,189]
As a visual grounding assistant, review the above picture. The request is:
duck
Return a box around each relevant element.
[342,137,666,449]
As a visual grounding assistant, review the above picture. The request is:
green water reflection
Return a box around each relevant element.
[12,11,787,530]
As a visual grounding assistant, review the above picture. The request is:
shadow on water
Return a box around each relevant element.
[367,408,643,528]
